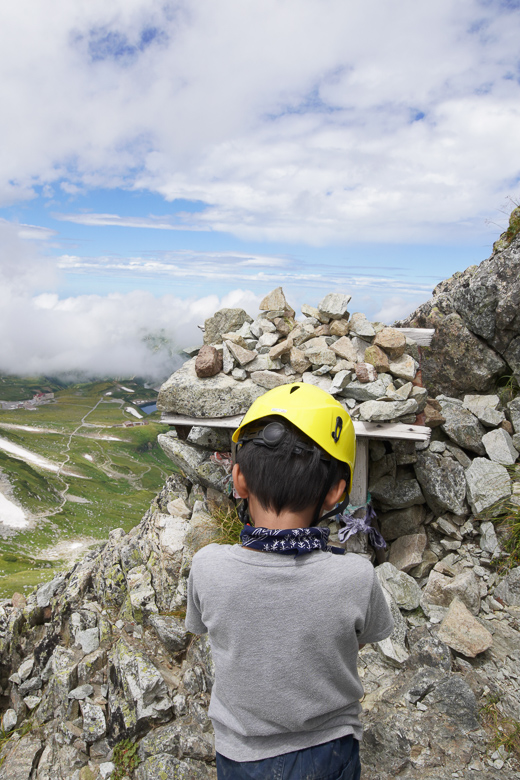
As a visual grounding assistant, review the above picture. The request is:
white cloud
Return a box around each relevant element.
[0,1,518,241]
[54,212,209,230]
[0,221,260,378]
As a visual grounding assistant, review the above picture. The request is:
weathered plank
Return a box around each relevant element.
[350,438,369,506]
[394,327,435,346]
[161,414,431,442]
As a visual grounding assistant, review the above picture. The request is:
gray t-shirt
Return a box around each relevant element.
[186,544,393,762]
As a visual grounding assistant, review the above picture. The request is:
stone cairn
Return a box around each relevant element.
[1,277,520,775]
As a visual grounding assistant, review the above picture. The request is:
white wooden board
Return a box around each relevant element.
[161,414,431,442]
[394,327,435,346]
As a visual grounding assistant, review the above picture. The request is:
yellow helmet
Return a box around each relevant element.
[232,382,356,492]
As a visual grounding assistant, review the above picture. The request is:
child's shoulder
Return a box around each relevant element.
[192,542,232,565]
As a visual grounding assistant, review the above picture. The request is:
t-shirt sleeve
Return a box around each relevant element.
[356,571,394,644]
[185,561,208,635]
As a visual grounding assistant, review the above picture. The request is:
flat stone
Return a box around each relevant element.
[221,341,234,373]
[301,372,332,392]
[349,312,375,338]
[355,363,378,383]
[507,397,520,433]
[388,533,427,572]
[231,368,247,381]
[257,331,279,349]
[379,505,426,540]
[463,394,504,427]
[157,358,263,417]
[36,573,66,608]
[330,336,357,363]
[245,354,283,372]
[437,598,493,656]
[17,657,34,681]
[359,398,418,421]
[318,292,351,319]
[149,614,190,654]
[340,377,391,402]
[194,345,223,378]
[250,370,290,389]
[259,287,290,312]
[305,347,337,366]
[376,590,409,665]
[422,676,479,730]
[482,428,518,465]
[2,709,17,732]
[414,450,467,515]
[288,346,311,374]
[0,733,43,780]
[75,628,100,655]
[421,569,481,615]
[388,354,417,382]
[373,328,407,359]
[301,303,322,320]
[187,426,231,452]
[68,684,94,700]
[375,562,422,610]
[364,344,390,373]
[494,566,520,606]
[269,338,291,359]
[329,370,352,395]
[439,399,486,455]
[158,434,230,491]
[225,340,258,366]
[371,475,424,509]
[423,401,446,428]
[329,319,350,337]
[465,457,511,514]
[80,699,106,743]
[479,521,500,554]
[22,695,41,709]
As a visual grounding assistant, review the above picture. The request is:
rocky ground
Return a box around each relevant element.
[0,467,518,779]
[1,228,520,779]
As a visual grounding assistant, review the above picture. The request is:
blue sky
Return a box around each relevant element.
[0,0,519,377]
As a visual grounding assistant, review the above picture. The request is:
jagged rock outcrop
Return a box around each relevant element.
[3,243,520,776]
[396,214,520,397]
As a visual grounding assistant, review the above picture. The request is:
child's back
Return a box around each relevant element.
[186,383,394,779]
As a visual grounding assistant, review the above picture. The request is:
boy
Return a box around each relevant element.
[186,383,394,780]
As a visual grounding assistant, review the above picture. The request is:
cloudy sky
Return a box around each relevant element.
[1,0,520,378]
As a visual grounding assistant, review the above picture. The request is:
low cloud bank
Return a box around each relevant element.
[0,224,260,380]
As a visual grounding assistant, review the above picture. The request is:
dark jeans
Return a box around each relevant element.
[216,734,361,780]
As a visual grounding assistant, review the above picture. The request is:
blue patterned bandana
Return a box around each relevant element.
[240,525,345,556]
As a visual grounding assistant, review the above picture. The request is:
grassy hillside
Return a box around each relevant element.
[0,376,175,598]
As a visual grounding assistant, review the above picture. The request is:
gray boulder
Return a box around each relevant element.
[414,450,467,515]
[203,308,252,345]
[494,566,520,606]
[438,399,486,455]
[370,475,424,509]
[482,428,518,465]
[375,562,421,610]
[157,358,263,417]
[465,457,511,514]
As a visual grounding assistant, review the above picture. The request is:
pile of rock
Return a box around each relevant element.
[158,287,428,424]
[0,465,519,779]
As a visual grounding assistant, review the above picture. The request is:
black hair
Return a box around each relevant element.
[235,418,350,516]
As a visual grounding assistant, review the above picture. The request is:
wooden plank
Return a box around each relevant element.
[353,420,431,442]
[350,438,369,506]
[161,413,242,428]
[161,413,431,442]
[394,327,435,346]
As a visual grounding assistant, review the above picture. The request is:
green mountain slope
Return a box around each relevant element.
[0,377,176,597]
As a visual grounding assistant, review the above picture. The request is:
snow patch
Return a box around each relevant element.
[0,492,28,528]
[125,407,143,419]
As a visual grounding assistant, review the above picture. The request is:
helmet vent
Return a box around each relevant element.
[290,386,300,393]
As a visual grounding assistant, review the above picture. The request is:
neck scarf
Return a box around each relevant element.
[240,525,345,556]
